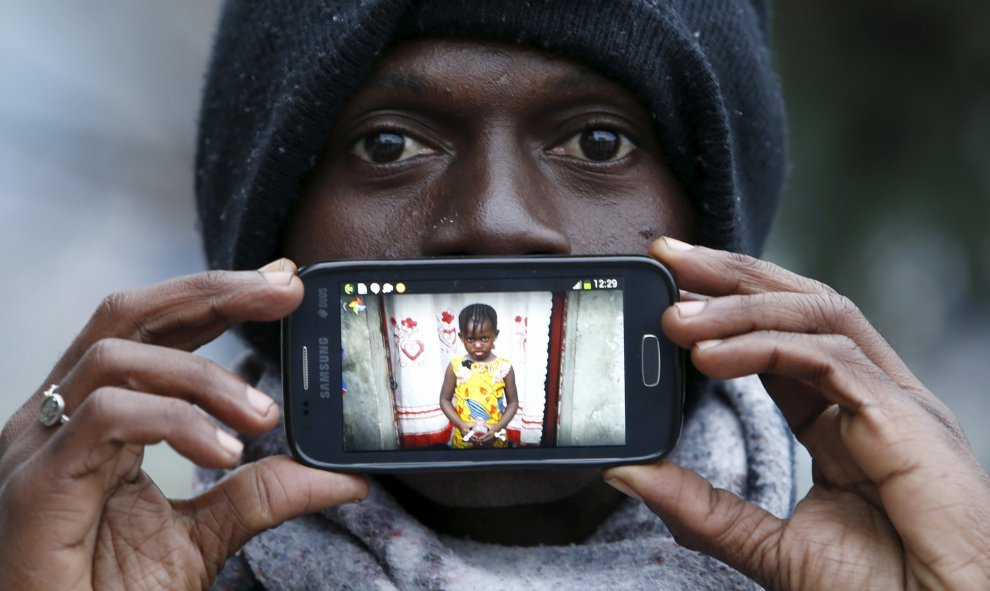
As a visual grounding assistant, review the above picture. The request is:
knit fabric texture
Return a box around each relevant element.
[198,365,795,590]
[195,0,787,359]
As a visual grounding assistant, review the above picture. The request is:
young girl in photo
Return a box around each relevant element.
[439,304,519,448]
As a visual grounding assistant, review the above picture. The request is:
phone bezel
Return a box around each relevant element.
[282,256,683,472]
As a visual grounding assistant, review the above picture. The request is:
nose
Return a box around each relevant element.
[420,135,571,256]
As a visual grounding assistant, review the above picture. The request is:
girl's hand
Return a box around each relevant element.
[477,423,498,443]
[605,238,990,590]
[459,421,477,439]
[0,260,368,590]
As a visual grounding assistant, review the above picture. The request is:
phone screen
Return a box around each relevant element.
[337,277,626,453]
[285,256,682,471]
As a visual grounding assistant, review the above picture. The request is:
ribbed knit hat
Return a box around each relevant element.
[196,0,787,356]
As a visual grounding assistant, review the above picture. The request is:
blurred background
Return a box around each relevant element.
[2,1,988,499]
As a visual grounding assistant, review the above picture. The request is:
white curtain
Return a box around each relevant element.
[383,292,552,446]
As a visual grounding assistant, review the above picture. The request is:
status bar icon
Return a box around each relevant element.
[347,297,366,315]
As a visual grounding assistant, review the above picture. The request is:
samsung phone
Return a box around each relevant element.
[282,256,683,472]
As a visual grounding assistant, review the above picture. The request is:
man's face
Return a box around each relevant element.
[283,38,693,507]
[284,37,693,261]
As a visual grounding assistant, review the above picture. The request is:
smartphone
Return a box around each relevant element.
[282,256,683,472]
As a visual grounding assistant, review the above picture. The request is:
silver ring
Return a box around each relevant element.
[39,384,70,427]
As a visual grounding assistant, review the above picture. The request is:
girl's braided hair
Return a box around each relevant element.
[458,303,497,333]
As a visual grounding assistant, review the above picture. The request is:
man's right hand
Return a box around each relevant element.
[0,259,368,590]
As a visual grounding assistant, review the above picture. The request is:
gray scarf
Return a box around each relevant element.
[199,363,794,590]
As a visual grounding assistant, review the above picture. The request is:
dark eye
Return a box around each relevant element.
[351,131,434,163]
[550,129,635,162]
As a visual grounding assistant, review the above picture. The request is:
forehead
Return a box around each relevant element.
[343,37,650,121]
[370,38,605,88]
[461,317,495,333]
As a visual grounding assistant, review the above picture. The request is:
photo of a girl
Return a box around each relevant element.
[339,288,625,451]
[438,304,519,448]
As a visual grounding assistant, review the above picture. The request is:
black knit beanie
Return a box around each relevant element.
[196,0,787,358]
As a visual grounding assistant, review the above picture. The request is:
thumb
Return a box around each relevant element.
[186,455,368,572]
[604,460,782,587]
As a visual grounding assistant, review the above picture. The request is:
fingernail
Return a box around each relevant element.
[662,237,694,251]
[696,339,723,351]
[604,476,643,501]
[839,411,851,437]
[247,387,275,416]
[675,300,706,318]
[258,258,297,284]
[258,258,293,272]
[261,271,294,285]
[216,429,244,457]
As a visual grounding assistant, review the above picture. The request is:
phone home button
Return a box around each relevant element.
[641,335,661,387]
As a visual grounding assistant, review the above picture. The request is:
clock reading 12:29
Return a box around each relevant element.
[593,278,619,289]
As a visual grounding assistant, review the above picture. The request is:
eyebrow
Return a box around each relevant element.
[366,72,438,95]
[548,69,620,94]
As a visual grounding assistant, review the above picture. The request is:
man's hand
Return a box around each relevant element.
[605,237,990,590]
[0,259,368,590]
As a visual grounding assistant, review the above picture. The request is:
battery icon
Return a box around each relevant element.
[583,281,592,290]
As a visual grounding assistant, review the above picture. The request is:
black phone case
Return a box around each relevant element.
[282,256,684,472]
